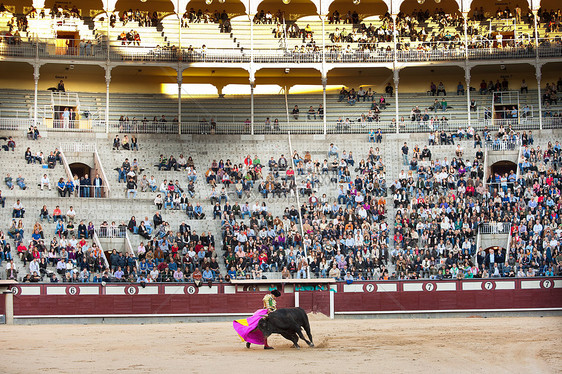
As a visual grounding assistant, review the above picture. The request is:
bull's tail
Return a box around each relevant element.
[298,308,313,345]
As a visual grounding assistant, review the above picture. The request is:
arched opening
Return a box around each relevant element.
[114,0,175,14]
[69,162,92,180]
[327,0,388,22]
[469,0,530,19]
[256,0,319,21]
[43,0,105,17]
[182,0,246,17]
[490,160,516,178]
[488,160,517,193]
[399,0,461,16]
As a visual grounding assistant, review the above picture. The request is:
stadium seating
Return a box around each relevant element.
[0,2,561,284]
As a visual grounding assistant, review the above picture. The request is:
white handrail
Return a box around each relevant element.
[94,149,111,198]
[93,231,110,269]
[482,147,488,191]
[58,149,74,182]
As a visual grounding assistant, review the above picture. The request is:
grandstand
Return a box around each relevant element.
[0,0,561,293]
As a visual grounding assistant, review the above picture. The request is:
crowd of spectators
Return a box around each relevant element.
[181,8,231,33]
[118,9,154,27]
[253,10,284,25]
[215,144,393,281]
[124,217,222,284]
[117,29,141,46]
[2,80,562,283]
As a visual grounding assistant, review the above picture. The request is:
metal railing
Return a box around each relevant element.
[484,139,521,151]
[1,36,561,63]
[71,185,109,198]
[60,142,97,153]
[0,118,38,130]
[94,149,111,199]
[59,148,74,182]
[0,116,551,135]
[97,225,127,239]
[93,230,110,269]
[479,222,511,235]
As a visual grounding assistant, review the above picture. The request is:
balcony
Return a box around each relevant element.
[1,36,561,65]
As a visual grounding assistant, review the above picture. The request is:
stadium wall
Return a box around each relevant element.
[1,278,560,321]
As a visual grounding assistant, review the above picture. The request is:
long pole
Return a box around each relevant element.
[178,71,182,135]
[394,69,399,132]
[287,131,309,279]
[533,10,542,130]
[322,76,327,135]
[105,68,111,134]
[250,81,254,135]
[536,67,542,130]
[33,64,39,125]
[392,14,399,131]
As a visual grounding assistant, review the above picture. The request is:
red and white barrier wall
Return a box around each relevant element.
[1,278,561,319]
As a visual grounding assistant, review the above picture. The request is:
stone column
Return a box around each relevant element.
[465,66,471,125]
[392,14,397,62]
[463,12,469,58]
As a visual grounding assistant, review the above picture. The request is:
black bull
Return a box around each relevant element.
[257,307,314,349]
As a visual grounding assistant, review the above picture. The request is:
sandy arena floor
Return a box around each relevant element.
[0,316,560,374]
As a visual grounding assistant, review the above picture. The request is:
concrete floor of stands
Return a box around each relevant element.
[1,129,561,281]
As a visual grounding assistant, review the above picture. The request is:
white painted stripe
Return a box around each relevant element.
[46,287,67,295]
[105,286,125,295]
[79,287,100,295]
[343,284,364,292]
[336,307,562,315]
[494,281,515,290]
[521,280,541,289]
[196,286,218,295]
[164,286,184,295]
[462,282,482,291]
[376,283,397,292]
[19,287,41,296]
[137,286,159,295]
[223,285,236,294]
[554,280,562,289]
[436,283,456,291]
[403,283,423,292]
[15,312,260,318]
[15,308,562,319]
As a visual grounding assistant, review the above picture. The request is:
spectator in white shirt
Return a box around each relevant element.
[148,176,157,192]
[66,206,76,223]
[40,174,52,190]
[29,258,40,277]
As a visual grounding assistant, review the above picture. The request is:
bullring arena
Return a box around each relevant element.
[1,0,562,372]
[1,316,560,373]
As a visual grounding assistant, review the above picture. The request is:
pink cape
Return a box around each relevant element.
[233,309,268,345]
